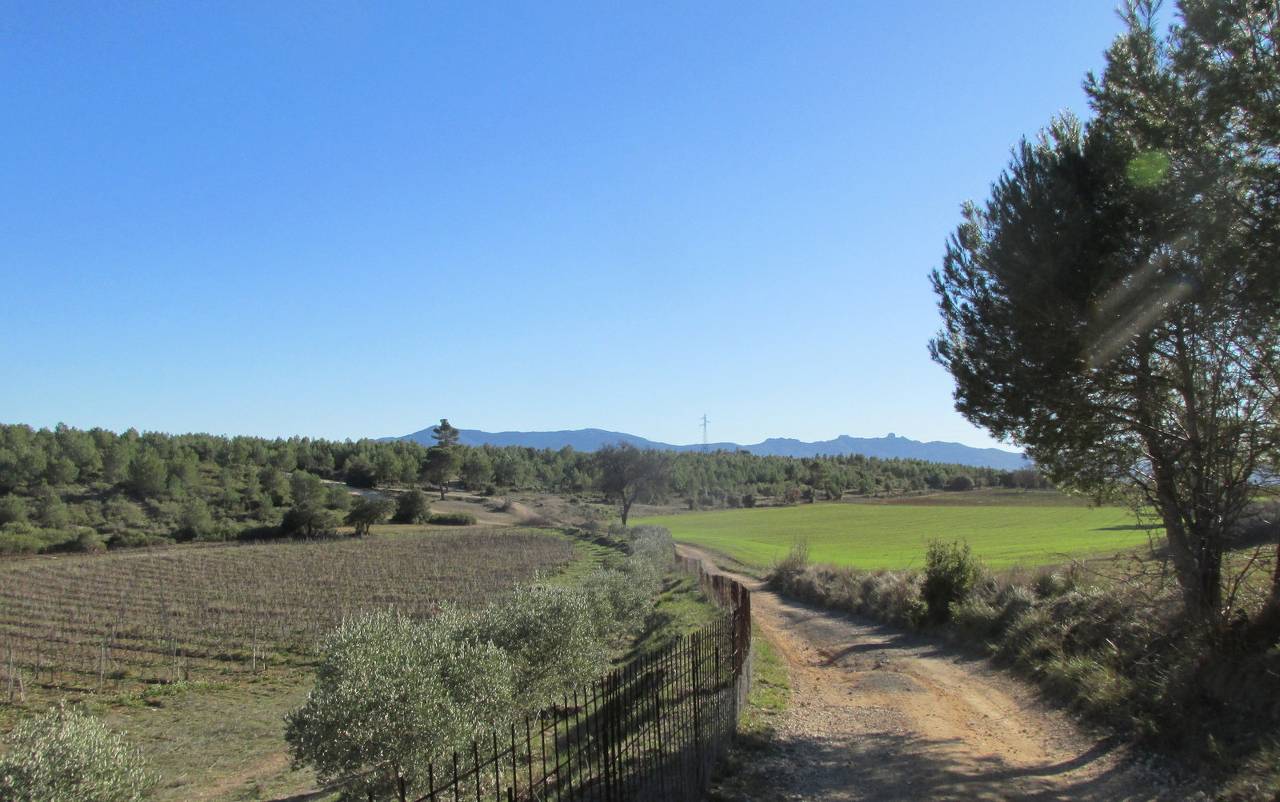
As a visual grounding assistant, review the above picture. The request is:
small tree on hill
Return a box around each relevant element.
[422,446,458,500]
[595,443,671,527]
[430,419,460,447]
[280,505,338,539]
[945,475,974,492]
[343,455,378,489]
[125,451,167,500]
[345,496,394,537]
[393,489,432,524]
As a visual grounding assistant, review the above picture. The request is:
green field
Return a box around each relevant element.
[637,492,1157,571]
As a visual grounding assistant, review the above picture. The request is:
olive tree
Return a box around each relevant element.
[464,584,609,712]
[285,610,515,802]
[930,1,1279,620]
[0,703,155,802]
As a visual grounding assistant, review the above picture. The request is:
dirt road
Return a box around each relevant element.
[677,545,1184,801]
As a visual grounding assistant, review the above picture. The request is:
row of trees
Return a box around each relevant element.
[0,419,1035,553]
[284,526,675,801]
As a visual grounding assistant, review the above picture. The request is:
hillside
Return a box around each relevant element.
[392,426,1030,470]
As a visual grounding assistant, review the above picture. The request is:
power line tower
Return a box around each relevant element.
[700,414,710,452]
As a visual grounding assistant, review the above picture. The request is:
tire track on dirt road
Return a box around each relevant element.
[677,545,1186,801]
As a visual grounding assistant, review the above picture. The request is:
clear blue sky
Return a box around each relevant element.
[1,2,1123,449]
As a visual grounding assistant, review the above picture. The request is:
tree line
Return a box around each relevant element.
[0,418,1042,554]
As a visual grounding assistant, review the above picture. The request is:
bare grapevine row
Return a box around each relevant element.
[0,529,573,699]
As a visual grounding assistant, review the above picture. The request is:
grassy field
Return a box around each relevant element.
[637,490,1157,571]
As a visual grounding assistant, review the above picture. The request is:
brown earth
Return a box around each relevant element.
[678,545,1196,801]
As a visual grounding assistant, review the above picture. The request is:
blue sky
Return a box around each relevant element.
[1,2,1124,449]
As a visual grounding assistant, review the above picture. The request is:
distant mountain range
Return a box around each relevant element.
[390,426,1030,470]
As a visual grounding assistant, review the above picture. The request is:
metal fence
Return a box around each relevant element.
[403,558,752,802]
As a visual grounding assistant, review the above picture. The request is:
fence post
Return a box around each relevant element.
[492,730,500,802]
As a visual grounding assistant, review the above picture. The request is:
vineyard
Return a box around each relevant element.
[0,529,574,699]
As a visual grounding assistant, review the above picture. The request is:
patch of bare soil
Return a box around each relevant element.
[679,545,1195,801]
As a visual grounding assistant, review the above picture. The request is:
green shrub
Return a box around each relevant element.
[279,505,339,538]
[0,703,155,802]
[175,498,215,541]
[70,530,106,553]
[427,512,476,526]
[0,531,43,555]
[1031,568,1076,599]
[393,489,431,524]
[771,540,811,588]
[922,539,982,623]
[951,596,1002,639]
[945,474,975,492]
[105,532,171,550]
[994,583,1037,631]
[0,494,28,525]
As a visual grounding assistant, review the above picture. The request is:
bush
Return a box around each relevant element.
[342,456,378,489]
[324,485,352,512]
[772,540,811,586]
[1031,568,1076,600]
[945,474,975,492]
[951,595,1002,639]
[393,490,431,524]
[921,539,982,623]
[741,493,756,508]
[105,532,172,550]
[0,531,44,555]
[0,702,155,802]
[70,530,106,553]
[0,494,28,525]
[174,498,215,542]
[427,512,475,526]
[279,505,339,538]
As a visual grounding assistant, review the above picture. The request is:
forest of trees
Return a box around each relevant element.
[0,421,1045,555]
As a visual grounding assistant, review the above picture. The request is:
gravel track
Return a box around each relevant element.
[678,545,1187,801]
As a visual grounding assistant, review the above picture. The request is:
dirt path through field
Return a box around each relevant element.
[677,545,1180,801]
